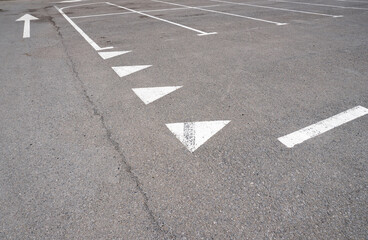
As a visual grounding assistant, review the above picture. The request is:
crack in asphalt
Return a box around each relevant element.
[46,8,175,239]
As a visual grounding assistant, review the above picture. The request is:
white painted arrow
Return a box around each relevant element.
[132,86,182,104]
[166,120,230,152]
[98,51,131,60]
[112,65,152,78]
[16,14,38,38]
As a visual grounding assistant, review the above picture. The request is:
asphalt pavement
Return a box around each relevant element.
[1,0,367,239]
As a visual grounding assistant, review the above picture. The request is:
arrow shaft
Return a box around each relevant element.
[23,20,30,38]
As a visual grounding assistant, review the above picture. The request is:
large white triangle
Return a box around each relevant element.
[112,65,152,78]
[98,51,131,60]
[166,120,230,152]
[132,86,182,104]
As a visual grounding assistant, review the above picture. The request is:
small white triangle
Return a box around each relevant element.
[166,120,230,152]
[16,14,38,21]
[112,65,152,78]
[98,51,131,60]
[132,86,182,104]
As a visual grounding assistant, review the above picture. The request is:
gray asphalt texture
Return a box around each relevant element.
[1,0,367,239]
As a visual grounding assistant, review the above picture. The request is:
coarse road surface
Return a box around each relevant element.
[1,0,367,239]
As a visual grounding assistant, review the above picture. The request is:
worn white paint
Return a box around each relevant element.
[132,86,182,104]
[56,0,84,3]
[211,0,343,18]
[335,0,368,3]
[112,65,152,78]
[278,106,368,148]
[269,0,368,10]
[98,51,131,59]
[152,0,288,26]
[16,14,38,38]
[70,4,227,19]
[166,120,230,152]
[55,5,114,51]
[106,2,217,36]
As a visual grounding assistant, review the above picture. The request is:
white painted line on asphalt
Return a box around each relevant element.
[132,86,182,104]
[54,0,84,3]
[16,14,38,38]
[152,0,288,26]
[106,2,217,36]
[55,6,114,51]
[61,2,106,10]
[211,0,343,18]
[269,0,368,10]
[166,120,231,152]
[112,65,152,78]
[278,106,368,148]
[70,4,228,19]
[98,51,131,59]
[334,0,368,3]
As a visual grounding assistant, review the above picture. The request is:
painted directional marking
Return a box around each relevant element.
[112,65,152,78]
[98,51,131,60]
[132,86,182,104]
[278,106,368,148]
[16,14,38,38]
[166,120,231,152]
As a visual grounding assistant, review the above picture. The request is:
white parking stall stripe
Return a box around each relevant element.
[70,4,228,19]
[55,5,114,51]
[152,0,288,26]
[269,0,368,10]
[106,2,217,36]
[211,0,343,18]
[278,106,368,148]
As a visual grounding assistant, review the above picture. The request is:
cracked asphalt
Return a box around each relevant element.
[1,0,367,239]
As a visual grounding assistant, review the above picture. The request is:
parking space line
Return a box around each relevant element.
[106,2,217,36]
[60,2,105,10]
[334,0,368,3]
[278,106,368,148]
[55,5,114,51]
[211,0,343,18]
[269,0,368,10]
[152,0,288,26]
[70,4,228,19]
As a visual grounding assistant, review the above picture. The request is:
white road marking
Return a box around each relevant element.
[166,120,230,152]
[112,65,152,78]
[132,86,182,104]
[61,2,107,10]
[55,5,114,51]
[98,51,131,59]
[55,0,84,3]
[16,14,38,38]
[269,0,368,10]
[152,0,288,26]
[278,106,368,148]
[70,4,228,19]
[211,0,343,18]
[334,0,368,3]
[106,2,217,36]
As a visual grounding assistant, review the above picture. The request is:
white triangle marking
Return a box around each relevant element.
[112,65,152,78]
[132,86,182,104]
[98,51,131,60]
[166,120,230,152]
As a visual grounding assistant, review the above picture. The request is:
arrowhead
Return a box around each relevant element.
[166,120,231,152]
[132,86,182,104]
[16,14,39,22]
[98,51,131,60]
[111,65,152,78]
